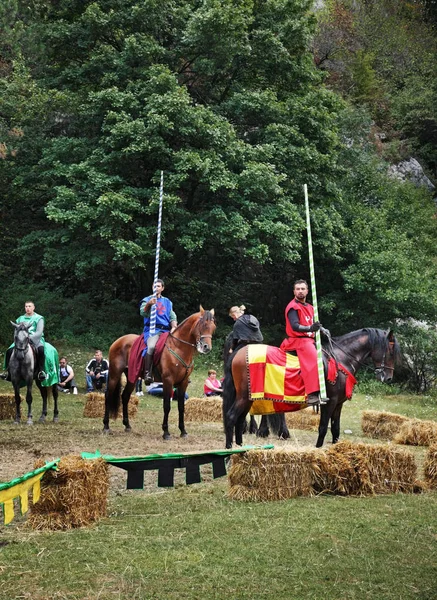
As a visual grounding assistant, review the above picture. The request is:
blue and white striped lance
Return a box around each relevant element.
[149,171,164,337]
[304,184,327,399]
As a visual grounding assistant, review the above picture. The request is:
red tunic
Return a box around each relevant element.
[280,298,320,395]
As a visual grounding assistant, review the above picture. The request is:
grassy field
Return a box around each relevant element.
[0,349,436,600]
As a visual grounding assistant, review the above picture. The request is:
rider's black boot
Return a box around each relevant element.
[143,353,154,385]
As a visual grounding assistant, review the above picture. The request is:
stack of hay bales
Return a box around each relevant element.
[393,419,437,446]
[184,397,223,422]
[228,440,418,501]
[285,408,319,431]
[361,410,410,440]
[28,455,109,530]
[0,394,17,420]
[83,392,139,418]
[423,444,437,489]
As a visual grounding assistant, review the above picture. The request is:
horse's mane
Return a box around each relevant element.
[331,327,401,363]
[174,310,215,331]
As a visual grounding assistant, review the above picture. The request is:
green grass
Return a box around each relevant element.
[0,350,437,600]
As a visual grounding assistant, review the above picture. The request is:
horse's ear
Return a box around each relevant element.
[199,305,205,314]
[10,321,18,328]
[386,328,395,341]
[210,308,215,316]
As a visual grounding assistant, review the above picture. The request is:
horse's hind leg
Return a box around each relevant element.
[52,385,59,423]
[257,415,270,438]
[248,415,258,435]
[330,403,343,444]
[121,381,135,432]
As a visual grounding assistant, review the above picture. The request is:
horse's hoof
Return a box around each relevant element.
[13,420,20,425]
[53,416,59,423]
[180,431,188,438]
[124,426,132,433]
[102,427,112,435]
[27,420,33,426]
[39,416,46,424]
[163,432,171,440]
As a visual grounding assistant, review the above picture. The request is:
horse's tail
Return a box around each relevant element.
[105,372,122,419]
[266,413,290,438]
[222,351,237,430]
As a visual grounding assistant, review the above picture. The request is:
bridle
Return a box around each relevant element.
[166,314,215,371]
[14,327,30,353]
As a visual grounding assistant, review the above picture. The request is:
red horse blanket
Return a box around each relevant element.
[127,333,169,384]
[247,345,358,415]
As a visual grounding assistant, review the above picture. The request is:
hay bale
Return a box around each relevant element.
[423,444,437,489]
[394,419,437,446]
[228,441,418,501]
[361,410,410,440]
[28,455,109,530]
[228,448,321,501]
[184,397,223,422]
[0,394,18,420]
[285,408,319,431]
[83,392,139,418]
[313,440,418,496]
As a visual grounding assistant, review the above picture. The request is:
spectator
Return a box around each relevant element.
[203,369,223,397]
[85,350,109,393]
[58,356,78,394]
[135,377,144,397]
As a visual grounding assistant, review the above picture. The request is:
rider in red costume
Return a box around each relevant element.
[280,280,328,406]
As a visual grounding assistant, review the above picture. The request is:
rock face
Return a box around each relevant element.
[388,158,435,192]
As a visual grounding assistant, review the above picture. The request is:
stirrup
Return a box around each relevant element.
[144,372,153,385]
[0,371,9,380]
[38,371,47,382]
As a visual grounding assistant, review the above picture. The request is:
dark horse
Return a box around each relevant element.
[9,322,59,425]
[223,328,400,449]
[104,308,216,439]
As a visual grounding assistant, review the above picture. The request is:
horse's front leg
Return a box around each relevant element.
[316,400,337,448]
[330,402,344,444]
[162,382,173,440]
[12,383,22,424]
[25,380,33,425]
[36,380,47,423]
[122,381,135,432]
[176,383,188,438]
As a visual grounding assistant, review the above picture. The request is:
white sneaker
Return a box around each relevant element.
[140,391,144,396]
[73,387,78,395]
[136,392,141,397]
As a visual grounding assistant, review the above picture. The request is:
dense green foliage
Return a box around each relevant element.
[0,0,436,353]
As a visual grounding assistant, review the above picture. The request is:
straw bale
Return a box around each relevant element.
[228,441,418,501]
[184,397,223,422]
[361,410,410,440]
[423,444,437,489]
[0,394,18,420]
[28,455,109,530]
[393,419,437,446]
[313,441,417,496]
[83,392,138,418]
[228,448,320,501]
[285,408,319,431]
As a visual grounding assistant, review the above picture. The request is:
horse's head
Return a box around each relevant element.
[195,306,216,354]
[371,329,399,383]
[11,321,32,351]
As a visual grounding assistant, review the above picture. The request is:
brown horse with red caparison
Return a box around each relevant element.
[103,307,216,439]
[223,328,401,449]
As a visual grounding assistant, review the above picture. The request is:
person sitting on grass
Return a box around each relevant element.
[85,350,109,393]
[203,369,223,397]
[58,356,78,394]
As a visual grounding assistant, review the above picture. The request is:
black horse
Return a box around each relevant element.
[9,322,59,425]
[223,328,400,449]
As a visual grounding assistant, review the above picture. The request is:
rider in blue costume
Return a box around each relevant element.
[140,279,178,384]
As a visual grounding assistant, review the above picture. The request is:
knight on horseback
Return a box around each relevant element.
[140,279,178,384]
[280,280,329,406]
[1,300,47,382]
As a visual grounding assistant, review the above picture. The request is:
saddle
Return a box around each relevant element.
[128,333,169,384]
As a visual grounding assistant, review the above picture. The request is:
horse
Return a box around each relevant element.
[103,307,216,439]
[223,327,400,449]
[9,322,59,425]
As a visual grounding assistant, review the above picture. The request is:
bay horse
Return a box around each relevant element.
[223,328,400,449]
[103,307,216,439]
[9,322,59,425]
